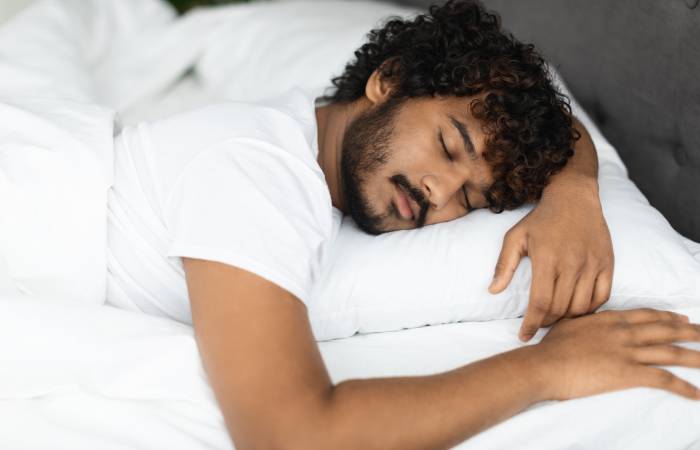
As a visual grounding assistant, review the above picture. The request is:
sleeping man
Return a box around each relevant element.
[106,0,700,448]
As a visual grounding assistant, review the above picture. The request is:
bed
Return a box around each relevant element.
[1,0,699,449]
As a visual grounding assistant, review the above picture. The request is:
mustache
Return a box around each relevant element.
[390,174,430,227]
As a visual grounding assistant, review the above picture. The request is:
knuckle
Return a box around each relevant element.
[542,315,561,327]
[657,370,675,386]
[598,309,621,323]
[550,303,568,317]
[503,229,519,243]
[596,291,612,305]
[667,321,683,336]
[615,311,633,324]
[559,258,582,272]
[615,322,635,341]
[583,257,601,271]
[531,300,550,314]
[587,303,602,314]
[569,306,589,317]
[680,324,698,341]
[668,345,684,359]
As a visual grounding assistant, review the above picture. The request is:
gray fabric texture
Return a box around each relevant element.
[394,0,700,241]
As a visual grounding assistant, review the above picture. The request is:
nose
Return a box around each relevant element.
[421,173,465,211]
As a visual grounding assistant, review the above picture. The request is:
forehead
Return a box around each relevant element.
[396,94,484,126]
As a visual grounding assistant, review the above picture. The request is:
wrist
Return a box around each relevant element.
[541,173,599,204]
[518,344,557,403]
[504,345,556,403]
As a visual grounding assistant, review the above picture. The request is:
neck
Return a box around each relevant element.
[315,97,371,214]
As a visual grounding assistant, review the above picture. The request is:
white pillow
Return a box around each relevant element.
[305,73,700,340]
[196,1,423,101]
[307,155,700,340]
[191,1,700,339]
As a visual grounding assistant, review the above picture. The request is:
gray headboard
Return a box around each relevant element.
[395,0,700,242]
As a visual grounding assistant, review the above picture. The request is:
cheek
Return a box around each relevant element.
[366,168,394,208]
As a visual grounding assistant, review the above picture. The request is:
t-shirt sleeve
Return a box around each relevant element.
[163,138,331,307]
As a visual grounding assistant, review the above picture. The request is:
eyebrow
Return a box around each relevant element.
[447,114,491,206]
[448,114,478,161]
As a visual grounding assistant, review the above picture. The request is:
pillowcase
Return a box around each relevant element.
[307,160,700,341]
[305,71,700,340]
[195,0,423,101]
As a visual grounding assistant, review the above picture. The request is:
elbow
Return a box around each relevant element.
[236,392,338,450]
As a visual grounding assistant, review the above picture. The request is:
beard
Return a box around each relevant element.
[340,95,429,235]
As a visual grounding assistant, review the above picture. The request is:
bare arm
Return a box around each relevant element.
[184,258,700,450]
[542,116,599,193]
[184,258,547,450]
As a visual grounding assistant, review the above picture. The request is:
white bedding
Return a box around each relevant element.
[1,0,700,449]
[2,296,700,450]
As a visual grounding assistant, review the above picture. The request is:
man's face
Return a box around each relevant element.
[341,94,494,235]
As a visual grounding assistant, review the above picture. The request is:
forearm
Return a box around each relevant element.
[188,260,553,450]
[541,117,599,202]
[306,345,549,450]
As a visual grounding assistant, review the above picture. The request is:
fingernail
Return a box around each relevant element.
[519,333,532,342]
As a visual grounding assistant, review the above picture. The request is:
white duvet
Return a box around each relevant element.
[1,0,700,449]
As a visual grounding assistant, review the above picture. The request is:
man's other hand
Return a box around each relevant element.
[488,176,614,342]
[535,309,700,401]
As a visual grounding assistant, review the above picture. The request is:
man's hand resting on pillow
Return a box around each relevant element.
[489,117,615,342]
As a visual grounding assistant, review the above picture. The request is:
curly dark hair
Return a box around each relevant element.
[318,0,580,212]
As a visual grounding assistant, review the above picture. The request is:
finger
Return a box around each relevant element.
[519,263,555,342]
[587,269,612,313]
[489,231,525,294]
[618,308,691,325]
[629,321,700,346]
[565,270,597,318]
[542,273,577,326]
[633,344,700,368]
[635,367,700,400]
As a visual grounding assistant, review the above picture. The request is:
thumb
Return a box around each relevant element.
[489,232,525,294]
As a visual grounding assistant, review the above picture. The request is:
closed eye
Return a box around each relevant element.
[439,129,471,211]
[439,130,453,161]
[463,186,472,212]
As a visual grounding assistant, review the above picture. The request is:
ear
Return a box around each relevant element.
[365,59,397,105]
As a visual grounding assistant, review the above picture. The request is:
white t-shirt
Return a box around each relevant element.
[106,87,343,323]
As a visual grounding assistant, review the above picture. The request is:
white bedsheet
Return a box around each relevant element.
[1,0,700,449]
[1,296,700,450]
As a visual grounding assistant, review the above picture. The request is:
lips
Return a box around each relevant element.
[395,183,417,220]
